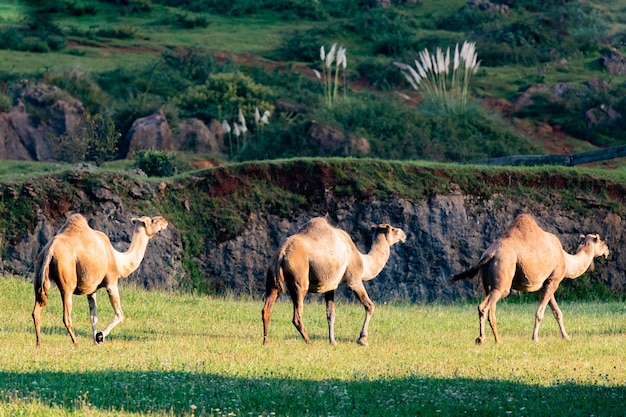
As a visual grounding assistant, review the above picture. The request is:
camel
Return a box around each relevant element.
[262,217,406,346]
[450,214,609,344]
[32,213,168,346]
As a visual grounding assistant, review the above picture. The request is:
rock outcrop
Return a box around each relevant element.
[3,164,622,303]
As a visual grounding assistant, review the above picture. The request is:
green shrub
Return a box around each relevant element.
[321,93,540,162]
[42,69,109,113]
[178,71,274,125]
[95,25,140,39]
[161,47,217,83]
[132,149,179,177]
[276,28,331,62]
[0,92,12,112]
[48,111,120,166]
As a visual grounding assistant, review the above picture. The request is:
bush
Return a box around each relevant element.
[48,111,120,166]
[161,47,217,83]
[42,69,109,113]
[276,28,331,63]
[132,149,179,177]
[320,93,540,162]
[178,71,274,124]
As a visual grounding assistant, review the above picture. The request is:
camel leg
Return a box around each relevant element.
[60,290,78,345]
[98,285,125,343]
[32,300,44,347]
[487,301,500,344]
[325,291,337,346]
[532,281,560,343]
[349,282,374,346]
[476,289,504,345]
[290,288,312,345]
[87,293,99,344]
[261,287,279,345]
[549,295,570,340]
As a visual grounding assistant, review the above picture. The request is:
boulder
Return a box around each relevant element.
[308,122,370,156]
[0,81,85,161]
[174,118,220,153]
[123,110,173,158]
[598,48,626,76]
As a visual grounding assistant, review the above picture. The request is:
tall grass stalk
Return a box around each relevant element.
[0,276,624,416]
[395,41,480,114]
[317,43,347,107]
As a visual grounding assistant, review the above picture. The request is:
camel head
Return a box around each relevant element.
[578,234,610,258]
[577,234,609,273]
[131,215,169,238]
[371,224,407,246]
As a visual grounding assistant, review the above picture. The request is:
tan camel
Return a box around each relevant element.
[450,214,609,344]
[32,213,168,346]
[262,217,406,346]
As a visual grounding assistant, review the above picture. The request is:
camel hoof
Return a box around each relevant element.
[95,332,104,344]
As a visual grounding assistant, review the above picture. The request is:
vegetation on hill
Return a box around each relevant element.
[1,0,625,165]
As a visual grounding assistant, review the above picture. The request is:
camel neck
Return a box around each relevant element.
[114,229,150,278]
[563,246,594,278]
[361,234,391,281]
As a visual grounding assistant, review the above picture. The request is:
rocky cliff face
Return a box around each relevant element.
[2,162,623,302]
[199,193,623,302]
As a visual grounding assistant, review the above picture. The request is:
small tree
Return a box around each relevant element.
[49,111,120,166]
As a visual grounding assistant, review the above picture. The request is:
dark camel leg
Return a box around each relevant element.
[549,295,570,340]
[487,301,500,343]
[97,284,124,343]
[87,293,99,344]
[32,300,44,347]
[476,289,505,345]
[290,288,311,345]
[349,281,374,346]
[60,290,78,345]
[325,291,337,346]
[532,281,560,343]
[261,287,279,345]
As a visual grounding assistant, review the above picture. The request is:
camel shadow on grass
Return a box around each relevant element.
[0,370,622,416]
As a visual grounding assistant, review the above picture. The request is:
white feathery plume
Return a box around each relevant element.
[325,43,337,68]
[238,107,246,127]
[221,120,231,134]
[254,107,260,123]
[337,46,347,69]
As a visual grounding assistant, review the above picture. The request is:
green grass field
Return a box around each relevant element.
[0,277,624,416]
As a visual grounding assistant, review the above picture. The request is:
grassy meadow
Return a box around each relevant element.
[0,276,624,416]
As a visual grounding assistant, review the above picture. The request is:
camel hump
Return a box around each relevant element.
[301,217,331,233]
[59,213,90,235]
[502,214,542,238]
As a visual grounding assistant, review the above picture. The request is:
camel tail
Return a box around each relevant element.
[449,252,495,284]
[265,249,286,294]
[34,249,53,306]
